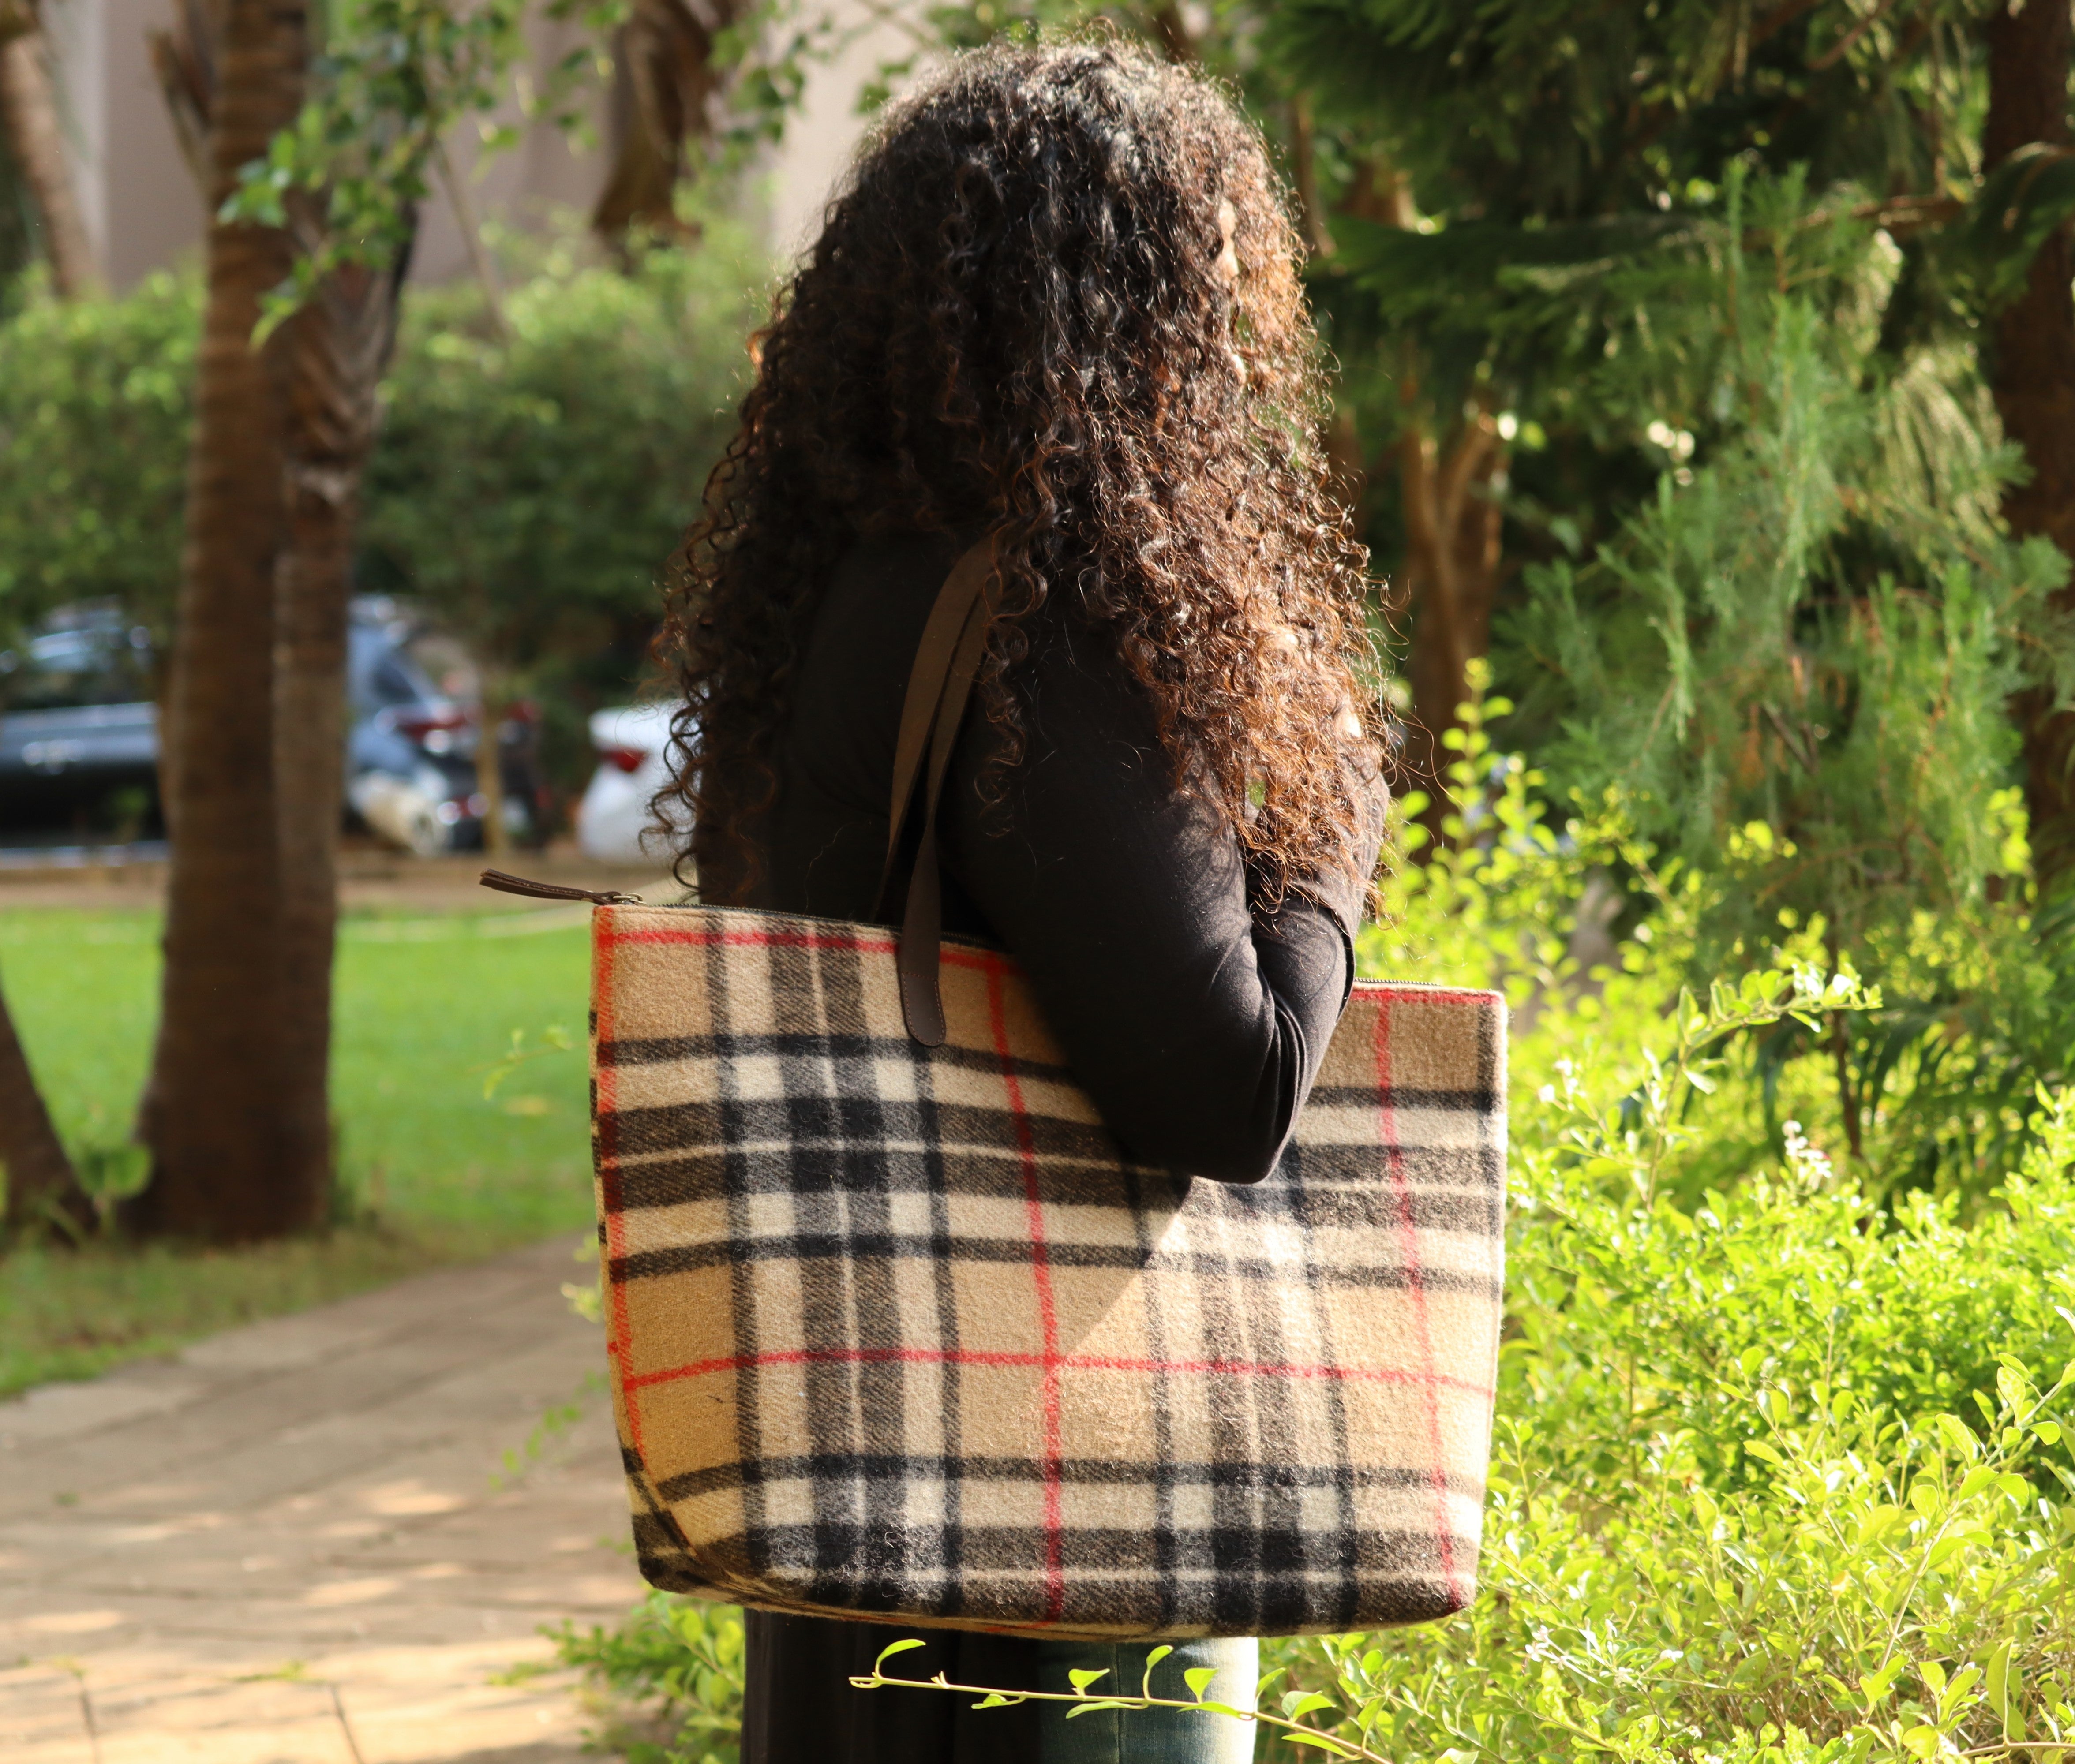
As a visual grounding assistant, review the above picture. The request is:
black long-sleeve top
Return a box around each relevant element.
[745,528,1375,1181]
[732,529,1384,1763]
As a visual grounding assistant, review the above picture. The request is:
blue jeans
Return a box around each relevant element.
[1035,1636,1258,1763]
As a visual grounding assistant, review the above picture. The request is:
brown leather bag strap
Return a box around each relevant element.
[875,535,998,1046]
[876,538,997,902]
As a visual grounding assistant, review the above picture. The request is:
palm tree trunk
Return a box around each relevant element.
[271,243,406,1205]
[0,967,94,1240]
[126,0,311,1243]
[0,1,103,298]
[142,6,410,1237]
[1982,0,2075,887]
[590,0,738,248]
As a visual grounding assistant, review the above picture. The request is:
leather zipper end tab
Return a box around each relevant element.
[478,868,642,906]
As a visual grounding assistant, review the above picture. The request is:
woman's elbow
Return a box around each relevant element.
[1109,1102,1291,1185]
[1088,1028,1307,1185]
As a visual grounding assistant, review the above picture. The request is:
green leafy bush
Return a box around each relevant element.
[549,719,2075,1763]
[0,269,200,642]
[359,225,767,791]
[1247,1033,2075,1764]
[548,1590,744,1764]
[0,228,766,792]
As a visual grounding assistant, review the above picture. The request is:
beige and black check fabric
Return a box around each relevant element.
[590,901,1506,1640]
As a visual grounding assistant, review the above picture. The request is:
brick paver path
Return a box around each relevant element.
[0,1239,646,1762]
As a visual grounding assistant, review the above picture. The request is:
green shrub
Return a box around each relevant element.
[359,225,768,793]
[0,269,200,641]
[547,719,2075,1761]
[1246,1013,2075,1763]
[0,227,767,790]
[548,1590,744,1764]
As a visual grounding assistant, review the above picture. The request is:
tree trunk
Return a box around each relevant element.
[1350,169,1509,827]
[0,968,94,1240]
[475,679,510,858]
[1982,0,2075,887]
[126,0,311,1244]
[270,244,405,1215]
[590,0,735,248]
[144,7,409,1237]
[0,2,103,298]
[1397,400,1506,822]
[0,6,99,1226]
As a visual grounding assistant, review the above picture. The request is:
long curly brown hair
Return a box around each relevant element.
[655,39,1379,907]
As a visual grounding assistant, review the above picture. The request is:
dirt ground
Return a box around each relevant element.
[0,843,680,915]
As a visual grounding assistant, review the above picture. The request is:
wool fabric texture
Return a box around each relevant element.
[588,900,1506,1639]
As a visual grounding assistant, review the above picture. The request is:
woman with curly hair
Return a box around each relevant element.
[655,37,1387,1764]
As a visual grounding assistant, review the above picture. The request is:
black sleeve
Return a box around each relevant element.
[936,620,1385,1185]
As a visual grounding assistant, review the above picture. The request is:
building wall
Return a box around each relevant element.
[46,0,210,288]
[762,7,925,266]
[46,0,914,290]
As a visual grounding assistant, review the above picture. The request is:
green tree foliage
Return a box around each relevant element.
[222,0,625,317]
[357,226,765,777]
[1497,179,2065,951]
[0,270,200,646]
[1266,0,2067,940]
[0,232,762,784]
[549,757,2075,1761]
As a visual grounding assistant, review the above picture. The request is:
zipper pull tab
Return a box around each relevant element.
[478,868,643,906]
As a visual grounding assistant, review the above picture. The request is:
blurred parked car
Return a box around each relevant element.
[575,703,689,864]
[0,599,544,853]
[0,605,161,841]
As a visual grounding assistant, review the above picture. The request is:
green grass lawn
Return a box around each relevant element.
[0,904,598,1396]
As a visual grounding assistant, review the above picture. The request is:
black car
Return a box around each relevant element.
[0,600,541,852]
[0,606,160,842]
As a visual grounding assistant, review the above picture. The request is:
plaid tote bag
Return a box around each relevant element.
[485,543,1507,1641]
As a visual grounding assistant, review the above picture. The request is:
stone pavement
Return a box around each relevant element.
[0,1238,650,1763]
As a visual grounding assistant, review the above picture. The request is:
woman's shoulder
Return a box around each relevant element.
[805,526,1127,724]
[778,527,969,784]
[791,528,965,705]
[818,527,970,624]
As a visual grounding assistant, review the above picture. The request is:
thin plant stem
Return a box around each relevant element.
[436,138,511,342]
[849,1653,1381,1762]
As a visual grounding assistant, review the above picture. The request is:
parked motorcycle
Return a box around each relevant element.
[344,600,547,854]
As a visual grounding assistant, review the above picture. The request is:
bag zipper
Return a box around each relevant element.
[478,868,644,906]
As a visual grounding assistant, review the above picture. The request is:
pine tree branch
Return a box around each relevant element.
[1810,0,1906,72]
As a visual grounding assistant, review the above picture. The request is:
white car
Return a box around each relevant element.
[575,703,691,865]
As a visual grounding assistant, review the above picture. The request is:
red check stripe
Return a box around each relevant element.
[620,1345,1494,1398]
[1376,993,1461,1607]
[593,912,643,1459]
